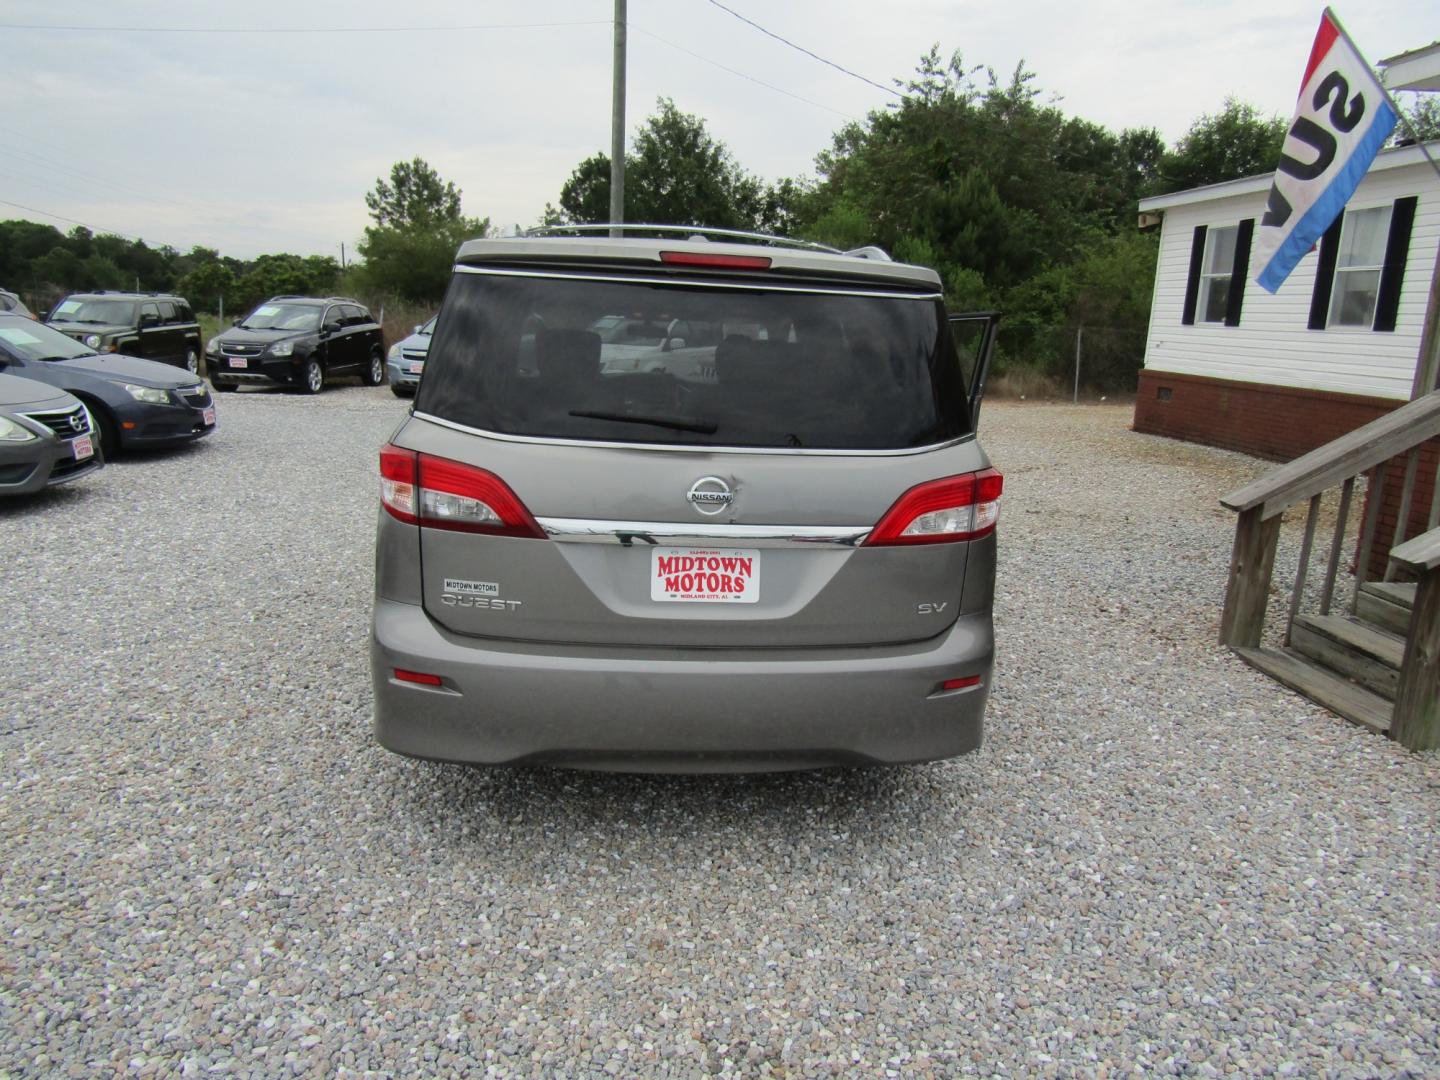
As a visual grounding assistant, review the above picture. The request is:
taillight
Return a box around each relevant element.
[379,445,545,538]
[864,469,1003,546]
[659,251,773,270]
[379,444,418,524]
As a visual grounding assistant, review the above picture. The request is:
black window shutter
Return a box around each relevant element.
[1181,225,1207,326]
[1373,196,1418,333]
[1308,215,1344,330]
[1224,219,1255,327]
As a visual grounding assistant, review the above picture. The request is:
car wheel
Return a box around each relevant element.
[91,407,120,457]
[184,347,199,375]
[301,357,324,394]
[363,349,385,386]
[390,383,414,398]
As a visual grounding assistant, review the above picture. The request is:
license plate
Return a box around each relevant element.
[408,361,425,374]
[650,547,760,603]
[231,357,247,369]
[71,434,93,460]
[202,406,216,426]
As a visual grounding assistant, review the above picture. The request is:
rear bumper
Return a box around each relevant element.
[371,597,993,772]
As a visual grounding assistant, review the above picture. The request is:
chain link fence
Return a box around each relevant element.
[994,323,1149,396]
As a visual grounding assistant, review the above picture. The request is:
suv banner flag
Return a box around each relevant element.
[1254,8,1398,294]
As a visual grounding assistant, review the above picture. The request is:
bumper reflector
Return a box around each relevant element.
[394,668,443,687]
[939,675,982,692]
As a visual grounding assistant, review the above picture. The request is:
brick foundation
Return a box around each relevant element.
[1132,370,1399,462]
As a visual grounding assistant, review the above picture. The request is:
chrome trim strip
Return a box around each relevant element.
[536,516,871,548]
[452,264,942,301]
[411,411,975,458]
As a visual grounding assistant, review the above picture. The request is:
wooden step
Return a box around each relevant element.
[1356,589,1414,635]
[1356,581,1417,635]
[1290,613,1405,699]
[1233,646,1393,735]
[1362,580,1418,607]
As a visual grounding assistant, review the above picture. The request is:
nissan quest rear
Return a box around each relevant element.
[371,226,1001,772]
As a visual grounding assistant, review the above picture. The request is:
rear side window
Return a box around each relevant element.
[416,271,972,450]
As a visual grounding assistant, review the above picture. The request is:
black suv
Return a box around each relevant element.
[47,291,203,373]
[206,296,385,393]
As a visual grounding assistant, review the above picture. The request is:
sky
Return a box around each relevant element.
[3,0,1436,260]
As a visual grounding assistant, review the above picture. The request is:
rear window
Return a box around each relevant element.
[415,270,973,450]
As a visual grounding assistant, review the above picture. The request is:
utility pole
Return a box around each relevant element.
[609,0,626,236]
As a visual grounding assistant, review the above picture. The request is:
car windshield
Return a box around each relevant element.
[240,303,321,331]
[50,298,137,325]
[416,271,972,450]
[0,316,98,361]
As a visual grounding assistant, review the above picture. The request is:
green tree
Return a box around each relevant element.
[355,158,488,303]
[1154,98,1287,194]
[354,220,482,302]
[555,98,785,231]
[176,259,236,313]
[1391,93,1440,144]
[364,158,463,229]
[233,253,339,311]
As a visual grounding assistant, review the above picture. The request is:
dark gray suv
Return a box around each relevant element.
[371,226,1001,772]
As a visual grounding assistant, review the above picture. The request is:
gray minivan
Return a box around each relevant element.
[371,226,1001,772]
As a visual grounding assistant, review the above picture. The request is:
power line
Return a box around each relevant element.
[703,0,899,98]
[631,25,858,121]
[0,198,147,243]
[0,19,608,34]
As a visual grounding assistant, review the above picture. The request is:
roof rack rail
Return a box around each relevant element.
[524,223,845,256]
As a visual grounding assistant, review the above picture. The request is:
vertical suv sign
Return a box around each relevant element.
[1254,8,1398,294]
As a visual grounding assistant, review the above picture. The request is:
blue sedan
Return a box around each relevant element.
[0,313,215,456]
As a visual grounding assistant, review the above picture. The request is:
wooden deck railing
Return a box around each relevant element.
[1218,390,1440,751]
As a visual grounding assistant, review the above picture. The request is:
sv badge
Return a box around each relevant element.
[917,602,948,615]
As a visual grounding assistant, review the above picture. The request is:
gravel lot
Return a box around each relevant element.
[2,389,1438,1078]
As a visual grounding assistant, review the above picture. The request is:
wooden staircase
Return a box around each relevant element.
[1235,582,1416,736]
[1218,390,1440,751]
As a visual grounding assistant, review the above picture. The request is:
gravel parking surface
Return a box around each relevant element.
[2,390,1438,1078]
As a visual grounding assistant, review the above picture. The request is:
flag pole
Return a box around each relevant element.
[1325,7,1440,184]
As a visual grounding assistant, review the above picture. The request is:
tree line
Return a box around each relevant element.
[4,46,1434,388]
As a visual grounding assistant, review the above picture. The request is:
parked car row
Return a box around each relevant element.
[0,313,216,497]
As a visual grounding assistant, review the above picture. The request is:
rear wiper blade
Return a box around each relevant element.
[569,409,717,435]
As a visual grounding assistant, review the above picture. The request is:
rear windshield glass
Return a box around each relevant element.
[416,270,973,450]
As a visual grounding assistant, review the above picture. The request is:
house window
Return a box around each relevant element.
[1198,226,1238,323]
[1181,220,1253,327]
[1328,205,1393,328]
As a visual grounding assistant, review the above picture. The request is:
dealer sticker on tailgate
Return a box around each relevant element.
[650,547,760,603]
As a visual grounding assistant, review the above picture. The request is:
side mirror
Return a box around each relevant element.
[324,321,341,335]
[231,316,241,326]
[662,337,686,352]
[413,324,422,334]
[139,313,159,327]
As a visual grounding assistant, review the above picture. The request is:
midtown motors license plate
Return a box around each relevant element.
[650,547,760,603]
[71,435,93,460]
[230,357,247,369]
[202,406,216,426]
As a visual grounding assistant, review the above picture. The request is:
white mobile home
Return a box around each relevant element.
[1132,140,1440,461]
